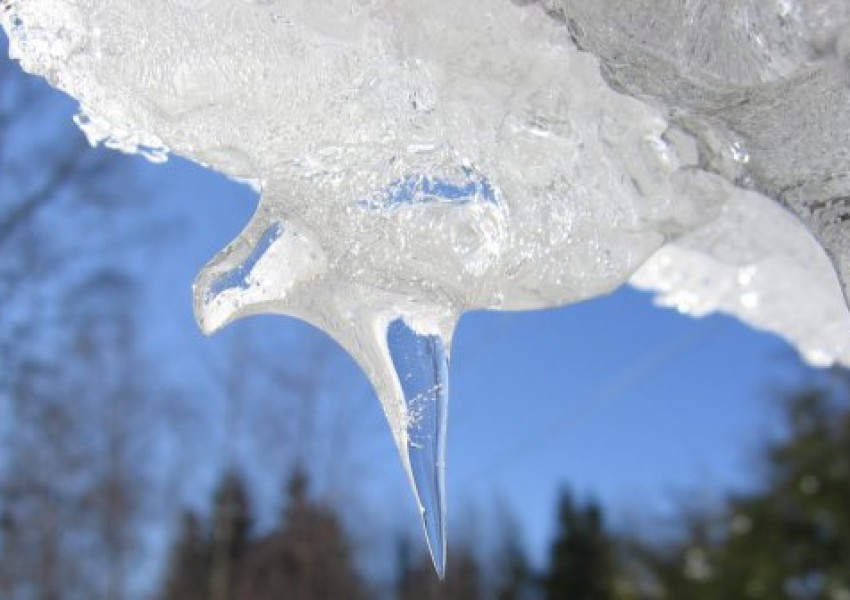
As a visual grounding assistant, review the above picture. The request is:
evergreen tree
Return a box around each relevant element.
[210,469,253,600]
[448,545,484,600]
[160,470,253,600]
[641,370,850,599]
[494,535,535,600]
[396,536,484,600]
[234,468,367,600]
[396,536,427,600]
[544,489,618,600]
[160,511,210,600]
[492,508,536,600]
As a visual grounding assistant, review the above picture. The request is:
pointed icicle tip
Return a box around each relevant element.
[386,317,449,578]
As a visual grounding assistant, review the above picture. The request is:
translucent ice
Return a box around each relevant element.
[4,0,850,571]
[387,319,448,577]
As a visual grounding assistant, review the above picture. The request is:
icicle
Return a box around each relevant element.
[193,202,456,576]
[386,318,449,578]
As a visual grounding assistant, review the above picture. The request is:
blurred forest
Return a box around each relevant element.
[2,33,850,600]
[153,370,850,600]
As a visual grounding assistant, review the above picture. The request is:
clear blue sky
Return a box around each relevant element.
[6,41,819,571]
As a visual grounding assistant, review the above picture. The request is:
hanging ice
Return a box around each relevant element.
[4,0,850,574]
[386,318,448,578]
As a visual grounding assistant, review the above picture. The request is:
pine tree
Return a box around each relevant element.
[641,370,850,599]
[544,489,617,600]
[160,470,254,600]
[710,374,850,597]
[234,467,368,600]
[210,469,253,600]
[160,511,210,600]
[492,508,536,600]
[494,535,534,600]
[395,535,484,600]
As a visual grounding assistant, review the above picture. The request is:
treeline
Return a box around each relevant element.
[160,468,366,600]
[154,369,850,599]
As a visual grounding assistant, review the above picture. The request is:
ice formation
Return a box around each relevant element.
[3,0,850,574]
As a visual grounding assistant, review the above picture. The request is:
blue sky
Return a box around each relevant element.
[3,38,819,571]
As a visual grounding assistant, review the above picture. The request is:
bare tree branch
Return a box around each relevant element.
[0,135,92,247]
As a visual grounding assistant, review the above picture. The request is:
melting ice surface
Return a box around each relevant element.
[359,172,498,210]
[209,223,285,297]
[4,0,850,574]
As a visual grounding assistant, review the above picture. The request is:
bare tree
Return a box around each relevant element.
[0,270,162,599]
[0,41,168,600]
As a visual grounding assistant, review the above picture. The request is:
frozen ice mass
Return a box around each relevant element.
[4,0,850,575]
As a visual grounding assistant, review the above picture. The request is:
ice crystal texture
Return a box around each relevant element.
[4,0,850,573]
